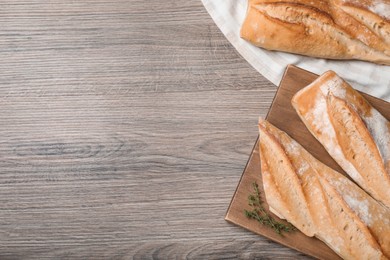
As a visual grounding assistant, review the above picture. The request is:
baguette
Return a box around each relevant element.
[259,119,390,259]
[291,71,390,209]
[241,0,390,64]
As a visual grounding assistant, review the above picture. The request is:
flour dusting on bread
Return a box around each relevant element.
[344,195,372,225]
[258,120,390,259]
[362,109,390,164]
[292,71,390,210]
[369,1,390,19]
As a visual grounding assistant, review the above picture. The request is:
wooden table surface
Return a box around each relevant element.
[0,1,311,259]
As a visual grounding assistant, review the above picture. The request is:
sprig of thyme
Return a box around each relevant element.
[244,182,296,235]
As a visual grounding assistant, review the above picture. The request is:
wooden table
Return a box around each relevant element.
[0,1,311,258]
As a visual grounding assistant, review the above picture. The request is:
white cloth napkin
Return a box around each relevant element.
[202,0,390,101]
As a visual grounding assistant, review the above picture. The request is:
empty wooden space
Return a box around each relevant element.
[0,1,311,259]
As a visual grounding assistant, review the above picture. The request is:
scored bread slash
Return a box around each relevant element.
[240,0,390,64]
[258,118,315,237]
[291,71,390,210]
[258,119,390,259]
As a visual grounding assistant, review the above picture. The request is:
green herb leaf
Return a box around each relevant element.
[244,182,296,235]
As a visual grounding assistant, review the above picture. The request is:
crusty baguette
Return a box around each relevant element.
[241,0,390,64]
[259,120,316,237]
[291,71,390,209]
[259,119,390,259]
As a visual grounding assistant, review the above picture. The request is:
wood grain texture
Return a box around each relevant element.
[0,0,310,259]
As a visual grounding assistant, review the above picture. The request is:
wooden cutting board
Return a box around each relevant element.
[225,65,390,260]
